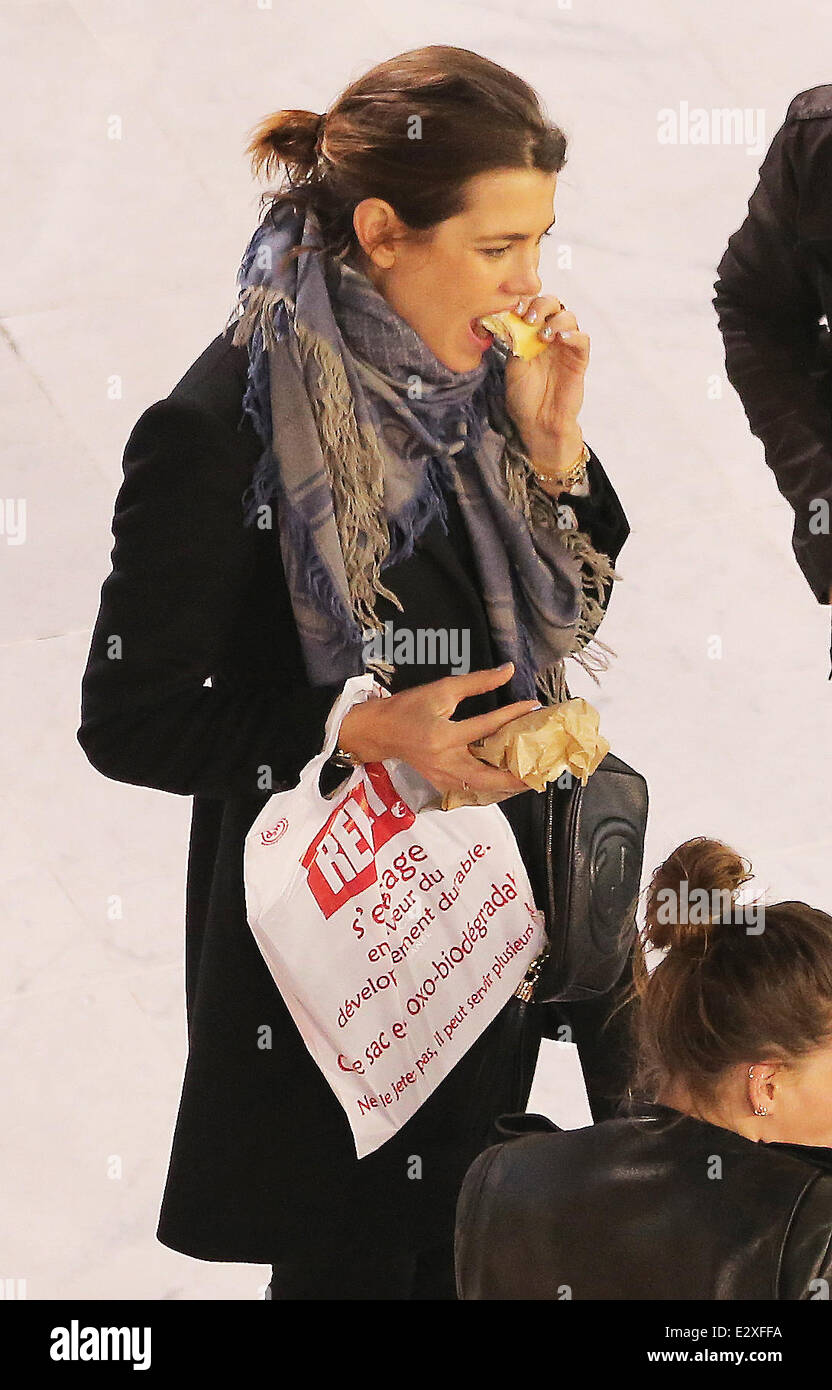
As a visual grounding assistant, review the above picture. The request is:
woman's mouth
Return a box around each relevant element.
[468,317,494,348]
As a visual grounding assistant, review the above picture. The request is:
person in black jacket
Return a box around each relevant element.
[455,836,832,1300]
[713,85,832,665]
[76,46,631,1300]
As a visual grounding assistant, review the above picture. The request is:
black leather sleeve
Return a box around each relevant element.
[76,397,344,798]
[454,1143,512,1300]
[713,96,832,603]
[778,1171,832,1299]
[455,1134,571,1300]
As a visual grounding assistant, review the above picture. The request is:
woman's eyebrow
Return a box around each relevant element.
[474,216,556,242]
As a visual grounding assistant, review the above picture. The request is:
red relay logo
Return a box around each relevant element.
[301,763,415,918]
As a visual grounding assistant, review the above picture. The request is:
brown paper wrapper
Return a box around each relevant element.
[441,697,610,811]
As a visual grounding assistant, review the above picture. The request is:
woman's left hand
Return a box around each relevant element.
[503,295,590,464]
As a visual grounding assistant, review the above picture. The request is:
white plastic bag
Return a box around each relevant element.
[244,673,546,1158]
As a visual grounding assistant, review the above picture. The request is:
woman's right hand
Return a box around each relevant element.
[335,661,540,800]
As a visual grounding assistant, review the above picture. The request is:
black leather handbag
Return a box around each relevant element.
[517,748,649,1004]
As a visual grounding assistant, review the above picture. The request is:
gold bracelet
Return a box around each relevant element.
[531,440,590,490]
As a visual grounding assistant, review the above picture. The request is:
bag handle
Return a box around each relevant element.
[298,672,388,806]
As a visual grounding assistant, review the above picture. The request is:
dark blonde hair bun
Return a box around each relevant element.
[644,836,754,954]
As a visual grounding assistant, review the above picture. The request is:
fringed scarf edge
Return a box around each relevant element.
[499,414,624,702]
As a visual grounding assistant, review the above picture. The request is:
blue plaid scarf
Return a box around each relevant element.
[223,201,617,704]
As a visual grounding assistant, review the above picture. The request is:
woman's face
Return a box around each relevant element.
[352,167,558,372]
[756,1040,832,1147]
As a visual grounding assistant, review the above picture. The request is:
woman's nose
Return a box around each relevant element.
[504,267,542,301]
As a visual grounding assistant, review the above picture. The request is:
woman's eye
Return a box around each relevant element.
[481,230,552,259]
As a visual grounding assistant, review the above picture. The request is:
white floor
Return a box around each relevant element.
[2,0,831,1299]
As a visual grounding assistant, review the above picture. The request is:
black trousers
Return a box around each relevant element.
[267,1241,457,1300]
[264,964,637,1300]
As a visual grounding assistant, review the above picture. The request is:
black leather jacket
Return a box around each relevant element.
[713,85,832,607]
[454,1102,832,1300]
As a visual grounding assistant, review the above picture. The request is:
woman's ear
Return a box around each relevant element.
[352,198,399,270]
[746,1061,779,1114]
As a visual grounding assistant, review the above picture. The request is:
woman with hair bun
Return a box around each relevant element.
[77,45,631,1298]
[456,836,832,1300]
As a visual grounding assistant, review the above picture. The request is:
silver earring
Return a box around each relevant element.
[749,1066,768,1114]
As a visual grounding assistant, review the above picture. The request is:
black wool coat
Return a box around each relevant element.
[77,329,631,1264]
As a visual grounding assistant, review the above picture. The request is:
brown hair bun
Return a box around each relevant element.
[245,109,325,184]
[644,836,754,954]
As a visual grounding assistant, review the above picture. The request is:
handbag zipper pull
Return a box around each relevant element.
[513,945,550,1002]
